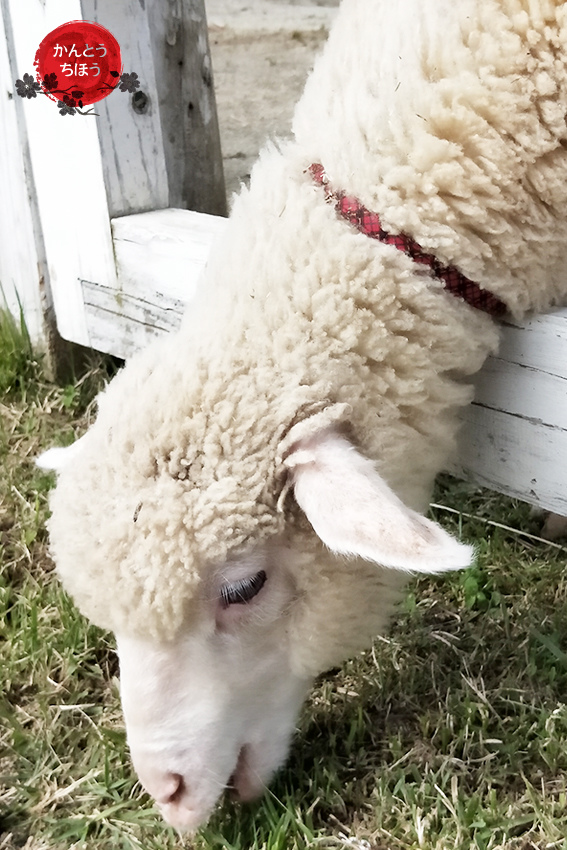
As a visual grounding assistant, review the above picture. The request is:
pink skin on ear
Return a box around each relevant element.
[285,431,474,574]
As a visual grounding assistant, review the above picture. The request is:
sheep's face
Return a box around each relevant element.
[116,544,311,832]
[41,429,475,833]
[111,430,477,832]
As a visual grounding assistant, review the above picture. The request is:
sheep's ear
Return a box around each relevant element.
[37,435,88,472]
[284,431,473,574]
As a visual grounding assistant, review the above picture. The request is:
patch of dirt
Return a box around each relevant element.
[206,0,339,198]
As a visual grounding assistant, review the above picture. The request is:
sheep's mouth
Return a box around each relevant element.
[227,744,265,803]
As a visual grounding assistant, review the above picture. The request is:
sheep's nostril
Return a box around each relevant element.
[155,772,184,805]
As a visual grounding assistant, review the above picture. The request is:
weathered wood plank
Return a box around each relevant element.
[147,0,227,216]
[81,279,184,359]
[79,208,226,359]
[80,0,227,218]
[179,1,227,215]
[455,404,567,515]
[497,310,567,379]
[470,357,567,428]
[80,0,170,218]
[6,0,118,349]
[111,207,226,302]
[454,307,567,513]
[0,0,49,346]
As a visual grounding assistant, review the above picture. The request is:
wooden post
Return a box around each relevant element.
[148,0,228,217]
[80,0,227,218]
[0,0,53,350]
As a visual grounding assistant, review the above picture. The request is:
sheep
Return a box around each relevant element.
[39,0,567,833]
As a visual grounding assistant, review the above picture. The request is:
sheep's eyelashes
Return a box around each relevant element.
[220,570,267,608]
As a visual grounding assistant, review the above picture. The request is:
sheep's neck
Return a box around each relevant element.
[308,162,507,318]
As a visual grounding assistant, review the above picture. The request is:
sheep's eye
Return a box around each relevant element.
[220,570,267,608]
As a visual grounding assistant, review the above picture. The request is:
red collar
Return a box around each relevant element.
[309,163,507,317]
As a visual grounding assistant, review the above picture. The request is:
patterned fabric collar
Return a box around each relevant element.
[309,163,507,317]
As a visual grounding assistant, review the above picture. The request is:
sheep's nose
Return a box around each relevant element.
[153,771,184,805]
[147,773,206,832]
[134,762,189,809]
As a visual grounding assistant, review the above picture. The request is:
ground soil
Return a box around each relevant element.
[206,0,339,198]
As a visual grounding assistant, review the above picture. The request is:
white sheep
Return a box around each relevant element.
[40,0,567,832]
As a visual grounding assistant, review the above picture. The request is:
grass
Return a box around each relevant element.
[1,306,567,850]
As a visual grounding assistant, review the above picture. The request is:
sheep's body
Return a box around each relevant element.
[43,0,567,831]
[295,0,567,317]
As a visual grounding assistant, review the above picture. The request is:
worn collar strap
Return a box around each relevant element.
[309,163,507,317]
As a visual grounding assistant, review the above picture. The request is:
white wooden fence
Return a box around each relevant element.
[0,0,225,352]
[1,0,566,517]
[455,308,567,516]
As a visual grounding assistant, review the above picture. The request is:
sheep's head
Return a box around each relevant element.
[40,413,472,831]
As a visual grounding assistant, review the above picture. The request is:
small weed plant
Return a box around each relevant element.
[0,302,38,398]
[1,308,566,850]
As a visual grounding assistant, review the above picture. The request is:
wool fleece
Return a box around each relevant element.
[47,0,567,668]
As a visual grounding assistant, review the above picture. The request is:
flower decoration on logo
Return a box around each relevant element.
[15,20,140,116]
[15,73,41,99]
[118,72,140,93]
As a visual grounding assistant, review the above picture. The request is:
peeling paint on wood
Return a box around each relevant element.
[78,208,224,358]
[78,0,226,217]
[455,402,567,514]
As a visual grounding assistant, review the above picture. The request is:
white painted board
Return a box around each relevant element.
[0,0,48,346]
[80,0,170,218]
[456,404,567,514]
[80,208,227,359]
[454,309,567,514]
[6,0,119,349]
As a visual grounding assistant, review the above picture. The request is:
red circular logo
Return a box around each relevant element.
[34,20,122,107]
